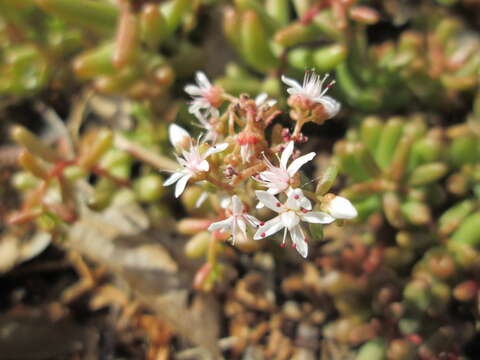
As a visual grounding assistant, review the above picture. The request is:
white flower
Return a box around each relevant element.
[257,141,315,196]
[323,194,358,219]
[164,126,228,198]
[184,71,223,119]
[169,123,191,149]
[208,195,260,244]
[281,72,340,118]
[255,92,277,108]
[253,189,335,258]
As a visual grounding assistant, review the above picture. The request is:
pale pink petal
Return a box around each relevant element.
[287,152,315,177]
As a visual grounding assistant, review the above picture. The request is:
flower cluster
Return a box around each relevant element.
[165,71,356,258]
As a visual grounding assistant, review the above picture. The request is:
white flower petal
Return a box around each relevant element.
[237,218,247,235]
[280,141,294,169]
[255,191,283,212]
[290,225,308,258]
[301,211,335,224]
[281,75,301,91]
[232,195,243,214]
[209,107,220,118]
[255,92,268,106]
[203,143,228,158]
[220,195,231,209]
[287,152,315,177]
[164,171,184,186]
[184,85,202,96]
[285,188,311,211]
[195,71,211,88]
[197,160,209,172]
[244,214,260,227]
[254,217,284,240]
[174,174,190,198]
[281,211,300,230]
[287,88,301,96]
[326,196,358,219]
[316,96,341,118]
[169,124,191,148]
[195,191,209,208]
[208,217,233,232]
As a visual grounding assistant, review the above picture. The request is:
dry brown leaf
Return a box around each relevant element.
[67,202,221,358]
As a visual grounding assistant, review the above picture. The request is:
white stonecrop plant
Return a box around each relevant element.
[163,70,357,258]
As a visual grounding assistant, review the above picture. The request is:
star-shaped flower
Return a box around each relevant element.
[256,141,315,196]
[208,195,260,244]
[164,124,228,198]
[281,72,340,119]
[184,71,224,119]
[253,189,335,258]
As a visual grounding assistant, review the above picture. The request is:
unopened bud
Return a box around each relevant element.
[322,193,358,219]
[169,124,191,150]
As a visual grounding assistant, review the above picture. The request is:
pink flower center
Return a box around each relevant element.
[203,86,224,108]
